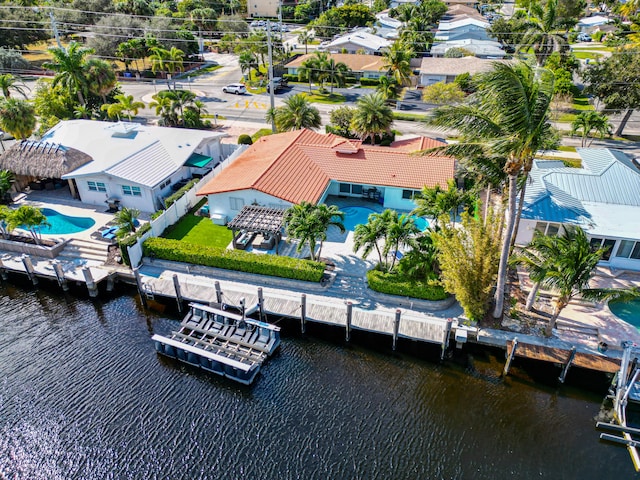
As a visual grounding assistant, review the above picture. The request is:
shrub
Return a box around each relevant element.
[359,77,380,86]
[151,210,164,220]
[118,223,152,266]
[282,74,298,82]
[366,269,448,301]
[237,134,253,145]
[164,178,199,208]
[143,237,325,282]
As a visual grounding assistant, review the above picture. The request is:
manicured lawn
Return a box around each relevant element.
[252,128,274,141]
[558,145,577,152]
[187,64,223,78]
[301,91,345,104]
[572,51,603,60]
[393,112,430,122]
[164,214,233,248]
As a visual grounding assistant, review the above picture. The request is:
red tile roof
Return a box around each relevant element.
[197,130,455,204]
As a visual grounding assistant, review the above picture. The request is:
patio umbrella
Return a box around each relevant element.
[0,140,92,178]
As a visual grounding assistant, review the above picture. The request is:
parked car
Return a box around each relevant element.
[577,33,592,42]
[266,77,287,93]
[222,83,247,95]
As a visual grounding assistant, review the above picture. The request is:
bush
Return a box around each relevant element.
[151,210,164,220]
[164,178,199,208]
[359,77,380,86]
[366,269,448,301]
[237,134,253,145]
[143,237,325,282]
[282,74,298,82]
[118,223,152,266]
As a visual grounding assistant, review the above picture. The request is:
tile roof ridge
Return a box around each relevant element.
[249,129,312,188]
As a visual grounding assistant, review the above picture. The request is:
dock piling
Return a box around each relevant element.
[133,267,148,308]
[172,274,183,313]
[21,255,38,286]
[392,309,401,351]
[503,337,518,376]
[52,261,68,291]
[345,301,353,342]
[0,258,7,281]
[300,293,307,333]
[82,267,98,297]
[441,318,453,360]
[257,287,264,322]
[559,346,577,383]
[214,281,222,304]
[106,272,117,292]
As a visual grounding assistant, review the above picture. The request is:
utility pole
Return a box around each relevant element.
[49,10,63,50]
[267,20,276,133]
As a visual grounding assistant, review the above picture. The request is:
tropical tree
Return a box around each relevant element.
[102,94,145,121]
[0,205,12,238]
[298,56,319,93]
[510,226,608,335]
[284,202,345,261]
[115,38,148,72]
[433,210,502,322]
[384,213,419,271]
[350,92,394,144]
[397,231,440,281]
[422,82,465,105]
[426,61,556,319]
[150,93,178,126]
[0,170,14,204]
[150,46,185,82]
[298,30,314,55]
[0,74,29,99]
[326,58,350,95]
[267,94,321,132]
[571,111,612,147]
[376,75,399,101]
[74,105,92,119]
[383,41,414,86]
[42,42,94,106]
[85,58,117,104]
[328,105,356,138]
[7,205,50,245]
[353,213,387,266]
[0,98,36,139]
[115,207,141,236]
[238,51,258,81]
[412,179,474,228]
[518,0,569,66]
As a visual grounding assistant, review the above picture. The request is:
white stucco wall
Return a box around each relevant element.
[206,189,292,220]
[382,187,419,211]
[75,174,155,213]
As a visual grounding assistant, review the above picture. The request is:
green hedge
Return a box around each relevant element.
[367,269,448,301]
[165,178,199,208]
[360,77,380,86]
[119,222,152,266]
[144,237,325,282]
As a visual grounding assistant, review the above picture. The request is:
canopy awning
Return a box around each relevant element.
[185,152,213,168]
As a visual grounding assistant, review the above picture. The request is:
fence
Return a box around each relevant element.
[127,144,248,267]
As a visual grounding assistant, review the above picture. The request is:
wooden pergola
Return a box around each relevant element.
[227,206,286,252]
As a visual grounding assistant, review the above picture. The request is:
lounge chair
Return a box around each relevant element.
[100,226,117,238]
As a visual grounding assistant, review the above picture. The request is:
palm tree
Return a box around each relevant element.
[326,58,350,95]
[102,94,145,121]
[298,56,318,93]
[149,93,178,126]
[350,92,394,144]
[7,205,50,245]
[85,58,117,104]
[238,51,257,81]
[0,205,12,238]
[0,98,36,139]
[74,105,91,119]
[298,30,314,55]
[510,226,609,335]
[412,179,474,227]
[0,74,29,99]
[383,41,414,86]
[0,170,14,204]
[311,51,330,92]
[115,207,141,236]
[518,0,568,67]
[165,47,185,77]
[571,111,612,147]
[376,75,399,101]
[426,61,555,319]
[43,41,94,106]
[353,214,387,266]
[384,213,419,271]
[284,202,344,261]
[150,47,169,78]
[268,94,321,132]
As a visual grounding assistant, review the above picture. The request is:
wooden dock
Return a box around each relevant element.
[135,268,450,350]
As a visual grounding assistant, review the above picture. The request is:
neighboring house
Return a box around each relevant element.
[515,149,640,271]
[430,38,506,58]
[389,0,418,8]
[248,0,279,18]
[285,53,387,79]
[444,0,479,6]
[441,4,485,21]
[419,56,505,86]
[37,120,228,213]
[576,15,612,32]
[197,129,456,221]
[375,12,403,30]
[435,17,491,42]
[324,31,391,55]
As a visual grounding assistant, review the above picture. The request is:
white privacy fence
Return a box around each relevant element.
[127,144,248,267]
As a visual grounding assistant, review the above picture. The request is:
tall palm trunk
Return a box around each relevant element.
[510,182,528,248]
[483,188,491,225]
[525,282,539,311]
[77,90,86,107]
[546,297,568,335]
[493,173,518,318]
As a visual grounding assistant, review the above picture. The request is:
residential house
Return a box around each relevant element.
[38,120,228,213]
[576,15,612,32]
[248,0,279,18]
[197,129,456,221]
[323,31,391,55]
[430,38,506,58]
[419,56,506,86]
[285,53,387,80]
[435,17,491,42]
[515,149,640,271]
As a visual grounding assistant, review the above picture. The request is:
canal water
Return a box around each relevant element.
[0,283,637,479]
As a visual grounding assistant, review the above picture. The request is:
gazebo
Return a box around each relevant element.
[0,140,92,198]
[227,205,286,252]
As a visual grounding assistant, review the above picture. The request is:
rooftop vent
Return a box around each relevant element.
[108,122,140,139]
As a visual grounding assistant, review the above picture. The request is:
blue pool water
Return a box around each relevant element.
[340,206,429,231]
[36,208,96,235]
[610,299,640,328]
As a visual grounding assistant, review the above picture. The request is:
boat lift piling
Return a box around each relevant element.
[257,287,265,322]
[345,301,353,342]
[441,318,453,360]
[133,267,148,308]
[172,274,184,313]
[52,260,68,291]
[21,255,38,286]
[300,293,307,333]
[503,337,518,376]
[559,346,577,383]
[215,281,222,304]
[0,258,8,281]
[392,309,401,351]
[82,267,98,297]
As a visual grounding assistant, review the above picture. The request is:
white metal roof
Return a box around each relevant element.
[46,120,225,184]
[327,31,391,52]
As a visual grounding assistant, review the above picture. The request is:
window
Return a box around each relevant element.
[230,197,244,211]
[402,189,415,200]
[591,237,618,261]
[534,222,562,236]
[351,184,363,195]
[339,183,350,193]
[88,181,106,192]
[122,185,141,196]
[616,240,640,260]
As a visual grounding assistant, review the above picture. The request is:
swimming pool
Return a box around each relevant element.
[609,299,640,328]
[340,206,429,231]
[36,208,96,235]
